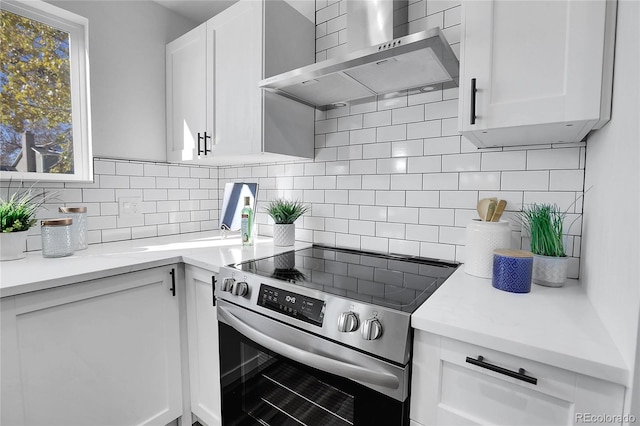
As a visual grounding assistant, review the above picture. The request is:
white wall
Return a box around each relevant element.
[581,0,640,414]
[50,0,196,162]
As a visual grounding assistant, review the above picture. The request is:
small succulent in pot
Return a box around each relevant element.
[0,183,54,261]
[0,184,51,233]
[519,203,568,287]
[264,199,309,247]
[264,198,310,225]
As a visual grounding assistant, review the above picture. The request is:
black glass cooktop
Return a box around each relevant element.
[230,245,459,313]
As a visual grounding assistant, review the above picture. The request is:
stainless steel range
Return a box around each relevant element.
[216,245,459,426]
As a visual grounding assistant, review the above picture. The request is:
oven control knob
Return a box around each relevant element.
[231,281,249,297]
[337,312,359,333]
[361,318,383,340]
[222,277,235,292]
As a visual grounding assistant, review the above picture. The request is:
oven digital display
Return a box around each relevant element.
[258,284,325,327]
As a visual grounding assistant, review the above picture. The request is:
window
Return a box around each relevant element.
[0,0,92,182]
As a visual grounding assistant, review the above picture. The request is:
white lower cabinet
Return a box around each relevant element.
[410,331,625,426]
[0,265,183,426]
[184,265,221,426]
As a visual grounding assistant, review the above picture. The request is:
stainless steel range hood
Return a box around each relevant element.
[259,0,459,110]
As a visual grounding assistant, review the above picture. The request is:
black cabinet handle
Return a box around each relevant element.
[197,132,212,155]
[465,355,537,385]
[169,268,176,297]
[211,275,216,307]
[470,78,477,125]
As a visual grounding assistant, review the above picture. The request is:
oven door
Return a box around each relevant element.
[217,300,410,426]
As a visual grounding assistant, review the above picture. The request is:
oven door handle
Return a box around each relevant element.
[218,305,401,390]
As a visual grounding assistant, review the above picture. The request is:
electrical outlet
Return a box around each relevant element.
[118,197,143,226]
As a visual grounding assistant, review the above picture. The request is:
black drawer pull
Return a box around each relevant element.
[169,268,176,297]
[470,78,477,125]
[211,275,216,307]
[465,355,537,385]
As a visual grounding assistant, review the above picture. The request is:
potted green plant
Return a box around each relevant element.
[0,185,50,260]
[519,203,568,287]
[264,198,309,246]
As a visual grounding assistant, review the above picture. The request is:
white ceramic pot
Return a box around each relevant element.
[532,254,568,287]
[273,223,295,247]
[0,230,29,261]
[465,220,511,278]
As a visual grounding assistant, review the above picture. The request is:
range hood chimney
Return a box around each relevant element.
[259,0,459,110]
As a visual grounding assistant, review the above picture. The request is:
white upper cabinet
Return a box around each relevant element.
[166,23,207,163]
[458,0,617,148]
[166,0,315,165]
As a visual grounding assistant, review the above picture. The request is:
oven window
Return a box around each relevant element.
[219,322,408,426]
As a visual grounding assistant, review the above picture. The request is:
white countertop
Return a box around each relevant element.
[1,232,628,388]
[0,231,310,298]
[412,267,629,387]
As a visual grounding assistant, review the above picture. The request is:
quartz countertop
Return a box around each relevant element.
[0,231,310,298]
[1,232,628,388]
[412,267,629,387]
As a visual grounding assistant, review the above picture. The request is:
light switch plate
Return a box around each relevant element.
[118,197,144,226]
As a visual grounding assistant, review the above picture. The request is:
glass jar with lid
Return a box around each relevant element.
[59,206,88,250]
[41,218,75,258]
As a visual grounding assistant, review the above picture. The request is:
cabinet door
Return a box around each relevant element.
[411,332,625,426]
[459,0,613,147]
[166,23,207,163]
[185,265,221,426]
[0,266,183,426]
[207,1,263,157]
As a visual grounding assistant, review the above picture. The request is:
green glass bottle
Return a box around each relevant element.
[241,196,253,246]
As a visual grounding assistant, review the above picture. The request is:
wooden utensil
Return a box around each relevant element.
[491,199,507,221]
[477,198,492,221]
[485,200,497,222]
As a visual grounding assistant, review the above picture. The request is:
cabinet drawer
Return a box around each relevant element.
[441,338,577,402]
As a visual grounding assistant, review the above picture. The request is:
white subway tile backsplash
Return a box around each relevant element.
[362,175,390,190]
[83,189,115,203]
[440,191,478,208]
[363,110,392,128]
[338,115,363,131]
[377,125,407,142]
[363,142,391,159]
[349,190,375,205]
[337,145,363,160]
[392,105,425,124]
[389,239,420,256]
[376,222,405,239]
[407,121,441,139]
[392,139,423,157]
[115,162,144,176]
[419,208,455,226]
[349,128,376,144]
[549,170,584,191]
[335,204,359,219]
[442,153,481,172]
[315,118,338,134]
[403,190,438,208]
[406,224,439,242]
[388,207,419,224]
[376,191,405,207]
[94,160,115,175]
[481,151,527,171]
[424,135,461,155]
[360,205,387,221]
[350,159,377,174]
[391,174,423,190]
[316,2,340,24]
[501,171,549,191]
[459,172,501,190]
[377,158,407,174]
[422,173,458,190]
[527,148,581,170]
[377,94,408,111]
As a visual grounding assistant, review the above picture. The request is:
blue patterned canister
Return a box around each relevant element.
[492,249,533,293]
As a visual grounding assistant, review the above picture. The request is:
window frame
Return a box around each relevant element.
[0,0,92,182]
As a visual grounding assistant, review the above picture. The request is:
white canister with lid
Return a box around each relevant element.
[59,206,88,250]
[465,220,511,278]
[41,218,75,258]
